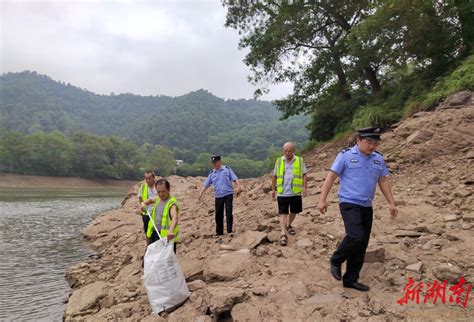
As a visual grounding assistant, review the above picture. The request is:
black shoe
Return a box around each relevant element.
[330,262,341,281]
[343,282,370,292]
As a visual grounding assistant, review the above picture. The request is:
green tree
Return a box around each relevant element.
[0,131,29,173]
[71,132,110,178]
[24,131,73,176]
[223,0,470,141]
[139,144,177,176]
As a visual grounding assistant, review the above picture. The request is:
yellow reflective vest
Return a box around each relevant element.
[139,182,149,216]
[275,156,303,194]
[146,195,179,242]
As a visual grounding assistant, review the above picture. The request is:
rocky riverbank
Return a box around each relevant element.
[65,91,473,321]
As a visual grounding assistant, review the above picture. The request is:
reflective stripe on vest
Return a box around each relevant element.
[146,195,179,242]
[276,156,303,194]
[139,182,148,215]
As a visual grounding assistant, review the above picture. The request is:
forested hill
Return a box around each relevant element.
[0,71,308,159]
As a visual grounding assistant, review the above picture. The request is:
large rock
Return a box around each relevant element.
[207,286,246,315]
[405,261,423,273]
[231,230,268,249]
[231,303,262,321]
[95,302,134,320]
[364,247,385,263]
[296,238,313,248]
[203,251,251,282]
[65,281,108,319]
[462,213,474,222]
[444,214,459,222]
[432,264,463,284]
[438,90,472,109]
[290,281,310,300]
[188,279,206,291]
[251,287,268,296]
[181,259,204,282]
[421,238,444,251]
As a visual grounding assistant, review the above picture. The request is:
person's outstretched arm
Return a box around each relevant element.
[199,174,212,201]
[319,171,338,214]
[198,186,208,200]
[167,205,179,241]
[271,175,277,200]
[378,176,398,219]
[234,179,242,194]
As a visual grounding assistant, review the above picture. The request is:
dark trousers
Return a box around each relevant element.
[330,202,373,285]
[142,215,150,234]
[215,194,233,235]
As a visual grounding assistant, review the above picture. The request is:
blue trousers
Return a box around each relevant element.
[330,202,373,285]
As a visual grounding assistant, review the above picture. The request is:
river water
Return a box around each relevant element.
[0,187,126,321]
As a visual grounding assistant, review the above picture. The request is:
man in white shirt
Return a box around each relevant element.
[271,142,308,246]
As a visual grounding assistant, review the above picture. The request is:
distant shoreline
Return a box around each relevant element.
[0,173,137,190]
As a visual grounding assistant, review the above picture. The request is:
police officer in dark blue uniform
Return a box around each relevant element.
[319,127,398,291]
[199,155,242,239]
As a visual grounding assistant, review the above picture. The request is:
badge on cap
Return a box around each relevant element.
[357,127,383,141]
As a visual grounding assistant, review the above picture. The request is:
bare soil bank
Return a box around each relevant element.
[64,91,473,321]
[0,173,136,190]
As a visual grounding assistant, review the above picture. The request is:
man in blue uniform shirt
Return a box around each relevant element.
[199,155,242,239]
[319,127,398,292]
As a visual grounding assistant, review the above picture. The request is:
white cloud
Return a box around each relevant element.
[1,0,293,100]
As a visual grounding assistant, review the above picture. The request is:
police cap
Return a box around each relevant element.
[357,127,382,141]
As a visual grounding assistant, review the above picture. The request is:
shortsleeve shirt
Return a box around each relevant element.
[330,145,389,207]
[272,156,308,197]
[139,184,157,213]
[204,165,238,198]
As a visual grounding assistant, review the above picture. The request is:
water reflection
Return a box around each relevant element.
[0,188,125,321]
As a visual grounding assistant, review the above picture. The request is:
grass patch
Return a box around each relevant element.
[404,54,474,116]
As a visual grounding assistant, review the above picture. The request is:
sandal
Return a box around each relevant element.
[287,226,296,235]
[280,234,288,246]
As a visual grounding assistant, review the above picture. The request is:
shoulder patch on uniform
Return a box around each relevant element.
[209,170,213,174]
[374,150,383,156]
[341,148,350,153]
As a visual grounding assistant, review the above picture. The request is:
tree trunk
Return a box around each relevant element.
[364,66,381,94]
[335,59,352,100]
[324,29,352,100]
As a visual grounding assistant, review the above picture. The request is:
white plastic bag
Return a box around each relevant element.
[144,239,190,313]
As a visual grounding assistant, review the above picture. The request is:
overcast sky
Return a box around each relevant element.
[1,0,292,100]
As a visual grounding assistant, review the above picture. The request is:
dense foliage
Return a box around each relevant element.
[0,72,309,178]
[0,130,283,179]
[0,71,308,159]
[223,0,474,141]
